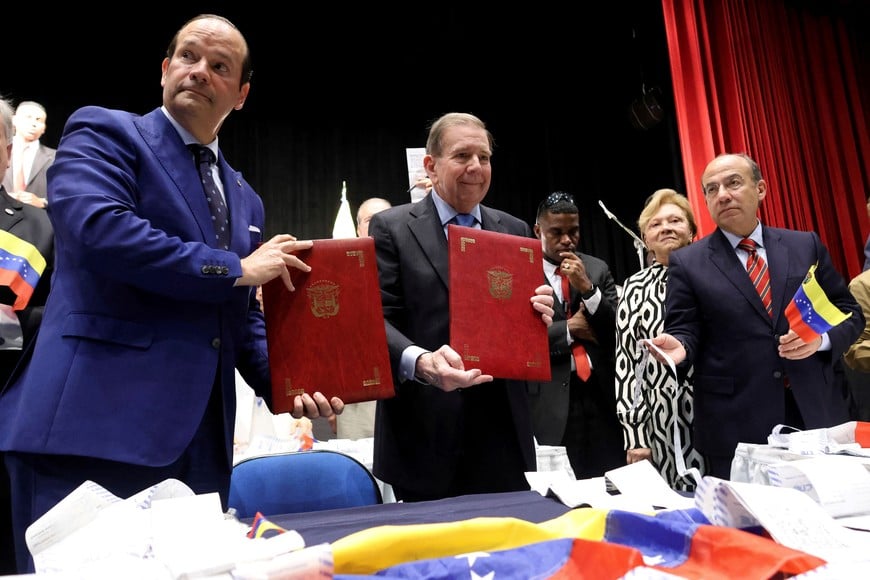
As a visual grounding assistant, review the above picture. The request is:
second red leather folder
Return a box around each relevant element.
[263,237,394,412]
[448,225,552,381]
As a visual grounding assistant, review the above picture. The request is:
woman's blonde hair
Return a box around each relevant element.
[638,188,697,240]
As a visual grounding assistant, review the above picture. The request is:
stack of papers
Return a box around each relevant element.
[23,479,331,579]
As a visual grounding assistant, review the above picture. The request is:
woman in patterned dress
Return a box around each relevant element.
[614,189,708,491]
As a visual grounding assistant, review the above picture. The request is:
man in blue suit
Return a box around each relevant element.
[0,14,343,573]
[649,153,862,479]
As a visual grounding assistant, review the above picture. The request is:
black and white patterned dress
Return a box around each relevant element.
[614,263,708,491]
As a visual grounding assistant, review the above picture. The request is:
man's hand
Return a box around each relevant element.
[9,190,47,209]
[531,284,555,327]
[778,329,821,360]
[568,310,598,343]
[415,345,493,392]
[237,234,314,290]
[644,334,687,365]
[558,252,594,296]
[626,448,652,464]
[291,391,344,421]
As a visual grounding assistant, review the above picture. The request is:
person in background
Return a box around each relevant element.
[332,196,393,440]
[409,175,433,202]
[648,153,862,479]
[1,101,55,209]
[0,94,55,574]
[614,189,707,491]
[841,268,870,421]
[528,191,624,479]
[862,195,870,272]
[368,112,554,502]
[356,197,392,239]
[0,15,342,573]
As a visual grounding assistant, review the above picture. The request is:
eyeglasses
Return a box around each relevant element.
[542,192,575,208]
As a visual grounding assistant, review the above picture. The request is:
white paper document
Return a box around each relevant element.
[526,459,693,512]
[405,147,428,202]
[604,461,695,510]
[766,455,870,519]
[23,478,326,579]
[697,476,870,565]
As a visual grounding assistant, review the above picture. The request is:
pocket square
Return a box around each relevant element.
[248,225,261,233]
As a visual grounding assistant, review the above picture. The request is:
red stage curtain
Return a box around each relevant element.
[663,0,870,278]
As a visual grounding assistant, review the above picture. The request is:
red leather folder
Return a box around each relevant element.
[448,225,552,381]
[262,237,394,412]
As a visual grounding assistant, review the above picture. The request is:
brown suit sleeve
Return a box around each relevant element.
[844,271,870,371]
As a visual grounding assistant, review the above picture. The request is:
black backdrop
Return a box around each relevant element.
[5,2,683,284]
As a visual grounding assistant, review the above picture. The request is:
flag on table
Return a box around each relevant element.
[332,181,357,239]
[331,507,825,579]
[785,262,852,343]
[341,537,643,579]
[0,229,47,310]
[247,512,288,539]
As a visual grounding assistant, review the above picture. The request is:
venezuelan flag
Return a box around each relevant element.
[0,230,47,311]
[328,508,824,579]
[247,511,289,539]
[785,263,851,343]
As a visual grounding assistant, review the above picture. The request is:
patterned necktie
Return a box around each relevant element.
[556,268,592,381]
[189,145,230,250]
[738,238,772,316]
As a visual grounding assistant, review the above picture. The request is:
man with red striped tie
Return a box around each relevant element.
[648,153,863,479]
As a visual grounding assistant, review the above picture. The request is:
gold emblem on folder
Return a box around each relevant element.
[307,280,340,318]
[487,267,512,300]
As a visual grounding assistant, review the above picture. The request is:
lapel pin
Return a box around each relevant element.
[5,208,13,215]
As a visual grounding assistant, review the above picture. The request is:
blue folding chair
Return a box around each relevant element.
[228,449,383,519]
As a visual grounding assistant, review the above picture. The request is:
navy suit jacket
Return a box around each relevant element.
[666,227,863,459]
[369,193,536,495]
[0,106,270,467]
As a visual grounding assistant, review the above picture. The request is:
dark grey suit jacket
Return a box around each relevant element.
[2,143,56,198]
[526,253,619,444]
[369,193,537,496]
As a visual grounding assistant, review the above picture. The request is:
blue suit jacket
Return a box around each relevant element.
[666,227,863,459]
[0,106,270,467]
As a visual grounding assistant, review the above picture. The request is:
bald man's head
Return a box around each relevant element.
[357,197,392,237]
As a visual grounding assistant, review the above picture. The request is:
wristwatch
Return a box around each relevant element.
[580,284,597,300]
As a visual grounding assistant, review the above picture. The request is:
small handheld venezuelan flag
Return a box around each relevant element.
[0,230,47,311]
[784,262,851,342]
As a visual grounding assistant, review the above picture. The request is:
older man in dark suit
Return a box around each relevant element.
[528,191,624,479]
[650,153,863,479]
[369,112,554,502]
